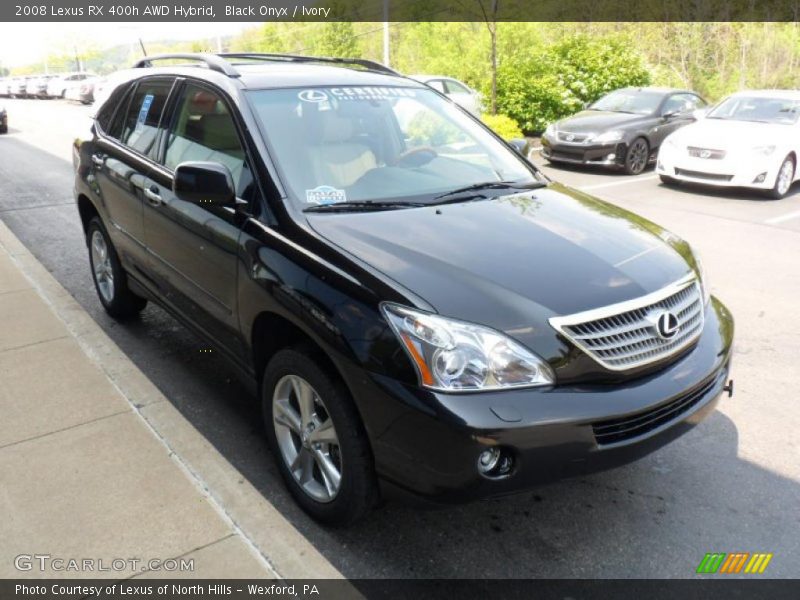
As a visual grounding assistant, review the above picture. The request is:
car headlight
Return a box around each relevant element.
[752,145,776,156]
[589,130,623,144]
[544,123,557,138]
[691,247,711,305]
[664,137,678,149]
[382,303,555,392]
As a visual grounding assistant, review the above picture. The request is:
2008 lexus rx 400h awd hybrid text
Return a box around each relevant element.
[73,54,734,525]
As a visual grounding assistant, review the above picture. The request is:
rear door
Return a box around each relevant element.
[142,80,255,358]
[93,77,176,273]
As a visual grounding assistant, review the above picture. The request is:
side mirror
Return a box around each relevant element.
[173,162,236,207]
[509,138,529,156]
[662,110,679,120]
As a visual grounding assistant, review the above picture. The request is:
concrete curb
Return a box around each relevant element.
[0,220,343,580]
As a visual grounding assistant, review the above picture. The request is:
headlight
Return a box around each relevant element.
[544,123,557,138]
[589,130,623,144]
[752,145,776,156]
[664,137,678,149]
[382,303,555,392]
[691,246,711,305]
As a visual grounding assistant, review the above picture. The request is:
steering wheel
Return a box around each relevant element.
[392,146,438,168]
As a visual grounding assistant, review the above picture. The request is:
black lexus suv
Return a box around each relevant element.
[74,53,734,525]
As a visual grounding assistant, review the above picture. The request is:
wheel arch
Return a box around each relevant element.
[77,193,100,236]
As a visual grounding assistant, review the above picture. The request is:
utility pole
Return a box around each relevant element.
[382,0,390,67]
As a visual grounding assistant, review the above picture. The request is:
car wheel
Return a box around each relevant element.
[624,137,649,175]
[86,217,147,319]
[263,346,378,525]
[766,156,795,200]
[659,175,678,186]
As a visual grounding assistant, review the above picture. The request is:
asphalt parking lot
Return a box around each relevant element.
[1,97,798,578]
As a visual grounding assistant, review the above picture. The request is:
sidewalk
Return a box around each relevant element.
[0,220,339,580]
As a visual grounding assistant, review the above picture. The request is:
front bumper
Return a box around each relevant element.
[658,145,779,189]
[346,297,734,503]
[541,136,626,167]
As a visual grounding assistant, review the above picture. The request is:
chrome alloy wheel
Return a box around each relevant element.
[627,138,649,174]
[272,375,342,502]
[777,159,793,196]
[90,230,114,303]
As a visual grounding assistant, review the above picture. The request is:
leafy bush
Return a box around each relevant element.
[481,114,524,140]
[495,34,651,134]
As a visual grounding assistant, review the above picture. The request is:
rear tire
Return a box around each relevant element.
[765,156,794,200]
[262,346,378,525]
[86,217,147,319]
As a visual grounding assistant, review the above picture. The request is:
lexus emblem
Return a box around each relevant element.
[700,149,712,159]
[650,310,680,340]
[565,133,575,141]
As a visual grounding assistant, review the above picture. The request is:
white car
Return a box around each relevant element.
[47,72,96,99]
[657,90,800,199]
[409,75,483,115]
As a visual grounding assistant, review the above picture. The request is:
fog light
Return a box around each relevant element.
[477,447,514,479]
[607,153,616,160]
[753,172,767,183]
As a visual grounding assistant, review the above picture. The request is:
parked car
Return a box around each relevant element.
[65,76,98,104]
[542,87,707,175]
[74,53,733,525]
[0,103,7,133]
[47,72,96,98]
[409,74,483,115]
[0,78,9,97]
[9,77,28,98]
[658,90,800,199]
[29,75,57,98]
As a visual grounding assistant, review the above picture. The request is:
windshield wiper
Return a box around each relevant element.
[304,201,425,213]
[431,180,544,204]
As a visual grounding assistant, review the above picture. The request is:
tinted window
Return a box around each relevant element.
[590,90,665,115]
[164,84,247,194]
[663,93,704,115]
[444,80,470,95]
[118,79,174,155]
[426,80,445,93]
[97,82,133,135]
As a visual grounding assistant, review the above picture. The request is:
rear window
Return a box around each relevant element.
[117,79,175,156]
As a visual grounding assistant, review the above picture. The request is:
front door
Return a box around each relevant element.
[143,82,251,359]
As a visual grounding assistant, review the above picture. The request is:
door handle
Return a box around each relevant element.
[91,154,105,167]
[144,186,162,206]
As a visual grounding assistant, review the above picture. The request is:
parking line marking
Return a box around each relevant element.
[578,175,660,191]
[765,210,800,225]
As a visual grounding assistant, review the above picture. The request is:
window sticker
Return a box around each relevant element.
[297,87,417,104]
[306,185,347,205]
[135,94,154,132]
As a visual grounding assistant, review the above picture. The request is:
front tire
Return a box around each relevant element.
[765,156,795,200]
[624,137,650,175]
[86,217,147,319]
[262,346,378,525]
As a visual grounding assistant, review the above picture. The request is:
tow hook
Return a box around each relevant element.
[722,379,734,398]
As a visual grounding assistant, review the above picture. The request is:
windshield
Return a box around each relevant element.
[589,90,664,115]
[706,96,800,124]
[247,86,538,208]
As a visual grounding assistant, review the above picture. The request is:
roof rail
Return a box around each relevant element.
[217,53,400,76]
[132,53,241,77]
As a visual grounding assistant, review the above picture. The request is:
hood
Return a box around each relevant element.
[668,117,792,149]
[556,110,648,133]
[307,184,694,336]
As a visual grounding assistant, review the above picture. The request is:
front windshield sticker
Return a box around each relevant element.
[306,185,347,205]
[297,87,417,104]
[135,94,154,132]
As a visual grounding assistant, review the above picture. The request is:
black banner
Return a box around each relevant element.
[2,580,800,600]
[4,0,800,23]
